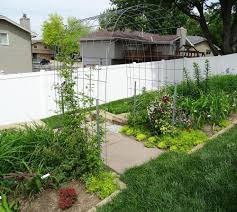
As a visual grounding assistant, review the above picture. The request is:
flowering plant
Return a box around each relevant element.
[148,95,173,135]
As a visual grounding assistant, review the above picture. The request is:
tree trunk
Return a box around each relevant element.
[220,0,233,54]
[197,7,220,56]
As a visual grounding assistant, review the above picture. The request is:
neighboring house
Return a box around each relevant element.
[0,14,34,74]
[185,36,214,56]
[80,27,207,66]
[32,40,54,60]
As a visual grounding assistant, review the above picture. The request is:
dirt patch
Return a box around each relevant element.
[202,113,237,137]
[20,181,100,212]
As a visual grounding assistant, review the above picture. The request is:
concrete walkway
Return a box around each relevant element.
[102,132,164,174]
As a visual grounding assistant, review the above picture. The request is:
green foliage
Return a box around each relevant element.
[119,125,129,133]
[0,126,102,197]
[84,172,118,199]
[136,134,147,142]
[0,194,19,212]
[42,14,89,60]
[101,97,133,114]
[157,130,208,152]
[148,95,174,135]
[42,14,64,48]
[128,91,161,127]
[179,91,231,128]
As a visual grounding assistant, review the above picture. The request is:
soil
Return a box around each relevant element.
[20,181,100,212]
[202,113,237,137]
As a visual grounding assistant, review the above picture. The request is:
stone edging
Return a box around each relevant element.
[87,178,127,212]
[189,120,237,154]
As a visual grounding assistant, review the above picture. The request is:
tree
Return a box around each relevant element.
[42,14,64,48]
[42,14,89,61]
[100,1,196,35]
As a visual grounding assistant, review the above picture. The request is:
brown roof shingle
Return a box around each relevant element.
[80,30,179,43]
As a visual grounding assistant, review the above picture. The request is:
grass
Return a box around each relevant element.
[42,114,64,129]
[42,97,134,129]
[99,126,237,211]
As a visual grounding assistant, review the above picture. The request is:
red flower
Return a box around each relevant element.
[58,188,78,210]
[162,96,169,103]
[159,108,164,113]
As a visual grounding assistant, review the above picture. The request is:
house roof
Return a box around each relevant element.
[186,36,207,46]
[0,15,32,34]
[32,39,44,44]
[80,30,180,44]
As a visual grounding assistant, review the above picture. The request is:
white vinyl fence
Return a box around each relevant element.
[0,53,237,126]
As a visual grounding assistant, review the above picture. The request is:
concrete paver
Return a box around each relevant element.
[102,132,163,174]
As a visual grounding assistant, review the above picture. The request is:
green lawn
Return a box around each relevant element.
[42,97,133,129]
[99,126,237,212]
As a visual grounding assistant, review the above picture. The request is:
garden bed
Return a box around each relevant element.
[20,175,126,212]
[20,181,100,212]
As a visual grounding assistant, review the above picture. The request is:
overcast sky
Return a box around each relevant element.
[1,0,111,37]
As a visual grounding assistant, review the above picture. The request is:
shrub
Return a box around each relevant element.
[148,95,174,135]
[84,172,118,199]
[128,91,160,127]
[58,188,77,210]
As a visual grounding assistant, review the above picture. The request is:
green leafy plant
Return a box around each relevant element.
[136,134,147,142]
[157,130,208,152]
[84,172,118,199]
[119,125,129,134]
[0,194,19,212]
[148,95,174,135]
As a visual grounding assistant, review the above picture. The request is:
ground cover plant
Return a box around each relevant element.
[99,126,237,211]
[84,172,119,199]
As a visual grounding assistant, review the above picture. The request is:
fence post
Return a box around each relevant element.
[172,83,177,126]
[133,81,137,126]
[96,98,100,146]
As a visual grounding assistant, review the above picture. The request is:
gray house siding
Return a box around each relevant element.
[80,40,116,66]
[0,20,32,74]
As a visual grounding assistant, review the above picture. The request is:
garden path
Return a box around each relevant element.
[102,123,164,174]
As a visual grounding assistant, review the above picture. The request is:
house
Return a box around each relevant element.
[32,40,54,61]
[80,27,209,66]
[0,14,33,74]
[185,36,214,56]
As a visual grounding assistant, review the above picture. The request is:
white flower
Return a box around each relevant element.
[207,115,211,118]
[194,110,198,113]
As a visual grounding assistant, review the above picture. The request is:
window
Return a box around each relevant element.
[34,45,37,48]
[44,46,48,49]
[0,32,9,45]
[206,49,211,55]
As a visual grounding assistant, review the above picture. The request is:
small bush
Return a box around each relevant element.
[148,95,174,135]
[58,188,77,210]
[84,172,118,199]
